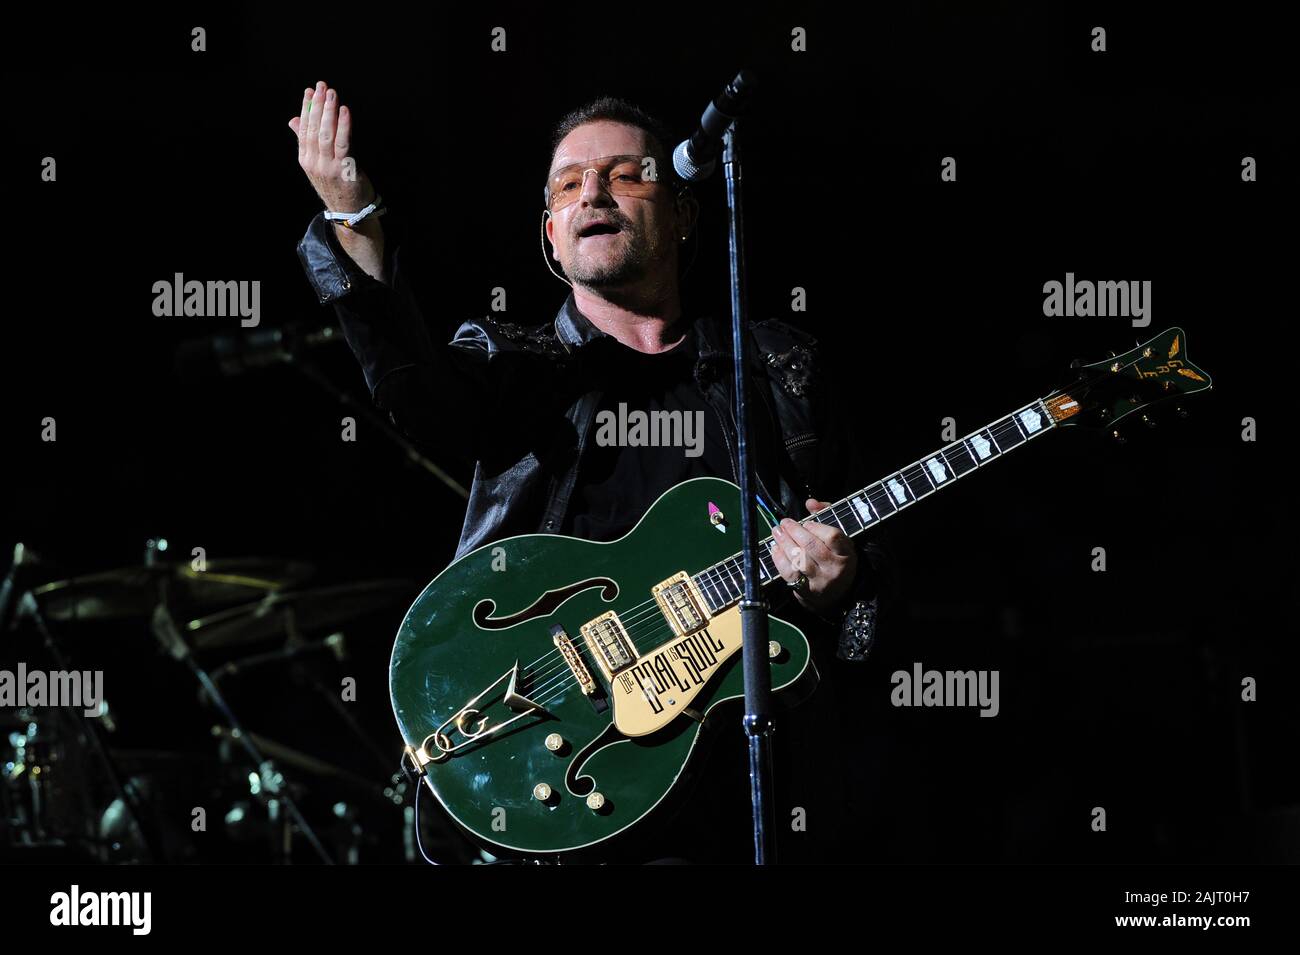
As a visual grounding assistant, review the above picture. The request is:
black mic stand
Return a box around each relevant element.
[723,120,777,865]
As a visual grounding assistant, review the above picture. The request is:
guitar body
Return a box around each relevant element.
[390,476,816,857]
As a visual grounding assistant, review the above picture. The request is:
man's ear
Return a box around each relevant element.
[675,189,700,237]
[540,209,573,287]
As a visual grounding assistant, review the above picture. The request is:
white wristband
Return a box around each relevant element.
[325,195,386,230]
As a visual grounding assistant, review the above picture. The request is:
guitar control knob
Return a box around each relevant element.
[768,641,782,659]
[544,733,565,752]
[533,783,553,803]
[586,792,606,812]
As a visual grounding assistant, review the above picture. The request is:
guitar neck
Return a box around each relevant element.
[691,395,1069,614]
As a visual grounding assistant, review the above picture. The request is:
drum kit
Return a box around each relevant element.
[0,539,444,864]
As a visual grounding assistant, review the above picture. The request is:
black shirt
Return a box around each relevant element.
[557,330,846,864]
[563,329,733,542]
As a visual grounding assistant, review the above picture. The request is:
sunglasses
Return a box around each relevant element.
[544,154,669,212]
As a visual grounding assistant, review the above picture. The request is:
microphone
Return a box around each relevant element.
[175,321,341,379]
[672,70,759,183]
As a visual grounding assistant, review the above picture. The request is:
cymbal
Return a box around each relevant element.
[209,727,375,789]
[31,559,315,622]
[185,579,414,650]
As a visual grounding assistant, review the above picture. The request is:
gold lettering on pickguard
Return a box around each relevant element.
[612,611,737,736]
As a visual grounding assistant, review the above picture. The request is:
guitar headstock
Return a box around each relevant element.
[1043,327,1212,432]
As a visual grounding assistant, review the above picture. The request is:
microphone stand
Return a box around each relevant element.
[723,120,777,865]
[292,358,469,500]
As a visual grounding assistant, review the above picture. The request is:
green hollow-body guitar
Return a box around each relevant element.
[391,328,1212,857]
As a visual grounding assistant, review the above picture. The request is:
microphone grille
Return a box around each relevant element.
[673,139,715,183]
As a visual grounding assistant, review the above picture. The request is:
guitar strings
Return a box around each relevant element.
[463,370,1147,720]
[514,475,946,704]
[504,406,1058,709]
[516,536,775,680]
[510,412,1042,706]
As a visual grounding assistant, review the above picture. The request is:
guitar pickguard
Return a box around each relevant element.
[609,609,744,737]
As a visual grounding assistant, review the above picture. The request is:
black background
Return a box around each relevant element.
[1,2,1295,865]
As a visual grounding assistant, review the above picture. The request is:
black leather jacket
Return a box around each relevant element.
[297,211,893,660]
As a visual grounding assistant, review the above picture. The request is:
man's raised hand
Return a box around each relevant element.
[289,81,373,214]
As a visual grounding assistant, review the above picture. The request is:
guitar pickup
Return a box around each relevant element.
[578,611,637,683]
[651,572,710,638]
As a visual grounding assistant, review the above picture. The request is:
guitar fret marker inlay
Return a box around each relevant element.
[852,497,873,523]
[1018,409,1043,433]
[888,478,907,504]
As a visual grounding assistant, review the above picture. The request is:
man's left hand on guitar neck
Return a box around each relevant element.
[769,498,859,619]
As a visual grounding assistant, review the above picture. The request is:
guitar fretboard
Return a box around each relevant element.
[691,398,1059,613]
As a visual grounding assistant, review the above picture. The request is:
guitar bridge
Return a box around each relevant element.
[551,624,596,696]
[651,572,711,638]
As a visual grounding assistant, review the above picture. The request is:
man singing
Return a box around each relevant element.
[290,80,894,863]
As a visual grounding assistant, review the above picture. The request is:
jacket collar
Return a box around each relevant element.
[553,293,610,350]
[553,291,731,363]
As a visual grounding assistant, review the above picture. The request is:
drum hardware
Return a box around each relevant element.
[7,589,158,862]
[5,537,421,862]
[148,566,335,864]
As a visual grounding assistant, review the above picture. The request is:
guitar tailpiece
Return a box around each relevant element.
[401,745,428,782]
